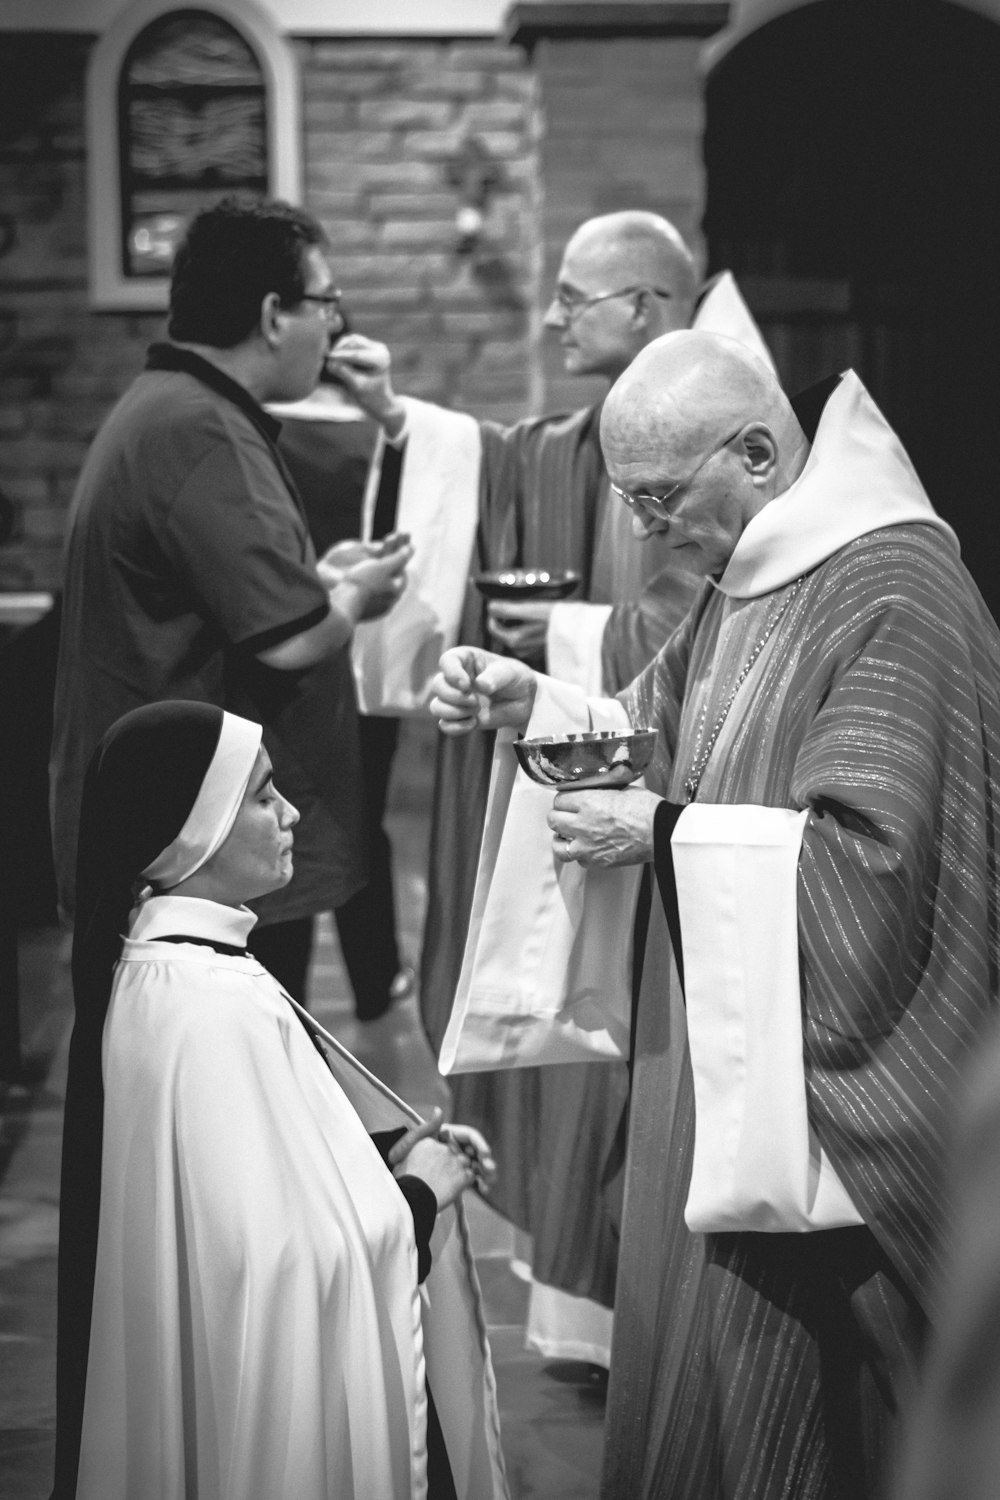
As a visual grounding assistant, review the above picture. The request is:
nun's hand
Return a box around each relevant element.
[386,1108,444,1167]
[441,1123,497,1192]
[547,787,661,867]
[396,1135,477,1211]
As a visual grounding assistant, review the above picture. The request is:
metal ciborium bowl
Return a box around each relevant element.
[472,568,581,602]
[513,728,658,790]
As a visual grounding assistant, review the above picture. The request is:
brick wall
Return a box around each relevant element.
[299,39,540,420]
[534,35,708,413]
[0,34,162,593]
[0,24,712,592]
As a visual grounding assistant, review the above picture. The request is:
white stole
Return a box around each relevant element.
[545,600,613,696]
[352,397,481,715]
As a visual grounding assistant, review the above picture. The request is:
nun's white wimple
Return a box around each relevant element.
[142,713,263,889]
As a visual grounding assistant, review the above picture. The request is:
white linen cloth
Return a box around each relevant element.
[545,599,614,696]
[440,678,637,1073]
[78,894,508,1500]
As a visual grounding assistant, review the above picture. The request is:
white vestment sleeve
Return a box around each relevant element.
[670,802,863,1232]
[546,602,614,694]
[439,676,636,1073]
[352,396,482,715]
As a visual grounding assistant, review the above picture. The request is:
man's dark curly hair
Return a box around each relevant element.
[168,195,328,348]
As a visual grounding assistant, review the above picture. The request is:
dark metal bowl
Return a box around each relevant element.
[472,568,581,602]
[513,728,657,790]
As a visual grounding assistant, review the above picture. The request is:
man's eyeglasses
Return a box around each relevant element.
[298,289,345,327]
[550,284,674,320]
[610,427,744,516]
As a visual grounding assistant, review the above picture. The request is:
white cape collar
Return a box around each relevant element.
[128,893,258,947]
[718,371,959,599]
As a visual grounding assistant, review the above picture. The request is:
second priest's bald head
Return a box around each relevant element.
[545,211,699,381]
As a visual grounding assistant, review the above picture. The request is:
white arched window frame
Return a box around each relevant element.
[86,0,301,310]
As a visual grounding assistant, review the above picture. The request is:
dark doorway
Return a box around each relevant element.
[704,0,1000,619]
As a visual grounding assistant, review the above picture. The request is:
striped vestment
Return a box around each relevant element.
[603,524,1000,1499]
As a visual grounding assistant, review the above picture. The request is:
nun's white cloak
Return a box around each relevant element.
[76,894,507,1500]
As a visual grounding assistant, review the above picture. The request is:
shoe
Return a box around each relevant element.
[389,965,415,1002]
[355,967,415,1024]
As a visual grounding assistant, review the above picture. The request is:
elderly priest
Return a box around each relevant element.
[430,330,1000,1500]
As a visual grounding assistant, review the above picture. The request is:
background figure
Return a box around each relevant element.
[272,349,412,1020]
[893,1018,1000,1500]
[49,196,411,1003]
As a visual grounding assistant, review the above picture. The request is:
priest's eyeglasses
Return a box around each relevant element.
[610,427,744,516]
[551,284,674,320]
[298,289,346,330]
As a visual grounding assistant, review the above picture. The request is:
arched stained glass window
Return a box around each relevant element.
[120,11,267,278]
[87,0,300,310]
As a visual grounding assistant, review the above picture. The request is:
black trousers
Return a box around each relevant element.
[333,715,402,1020]
[250,916,315,1002]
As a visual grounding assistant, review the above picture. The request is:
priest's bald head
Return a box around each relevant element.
[600,329,809,574]
[544,211,698,381]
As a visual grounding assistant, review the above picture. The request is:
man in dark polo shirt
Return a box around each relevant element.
[50,196,411,995]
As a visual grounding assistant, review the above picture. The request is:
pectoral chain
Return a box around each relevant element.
[683,577,805,802]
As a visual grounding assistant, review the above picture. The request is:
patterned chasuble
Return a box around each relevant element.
[602,523,1000,1500]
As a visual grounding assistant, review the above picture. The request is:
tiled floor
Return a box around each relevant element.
[0,722,605,1498]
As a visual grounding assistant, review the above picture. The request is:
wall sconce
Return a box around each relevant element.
[445,136,503,256]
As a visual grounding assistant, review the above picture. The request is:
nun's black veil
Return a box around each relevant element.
[52,701,227,1499]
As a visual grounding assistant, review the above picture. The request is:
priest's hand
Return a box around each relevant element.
[486,599,554,659]
[430,647,537,735]
[548,786,661,867]
[323,333,407,440]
